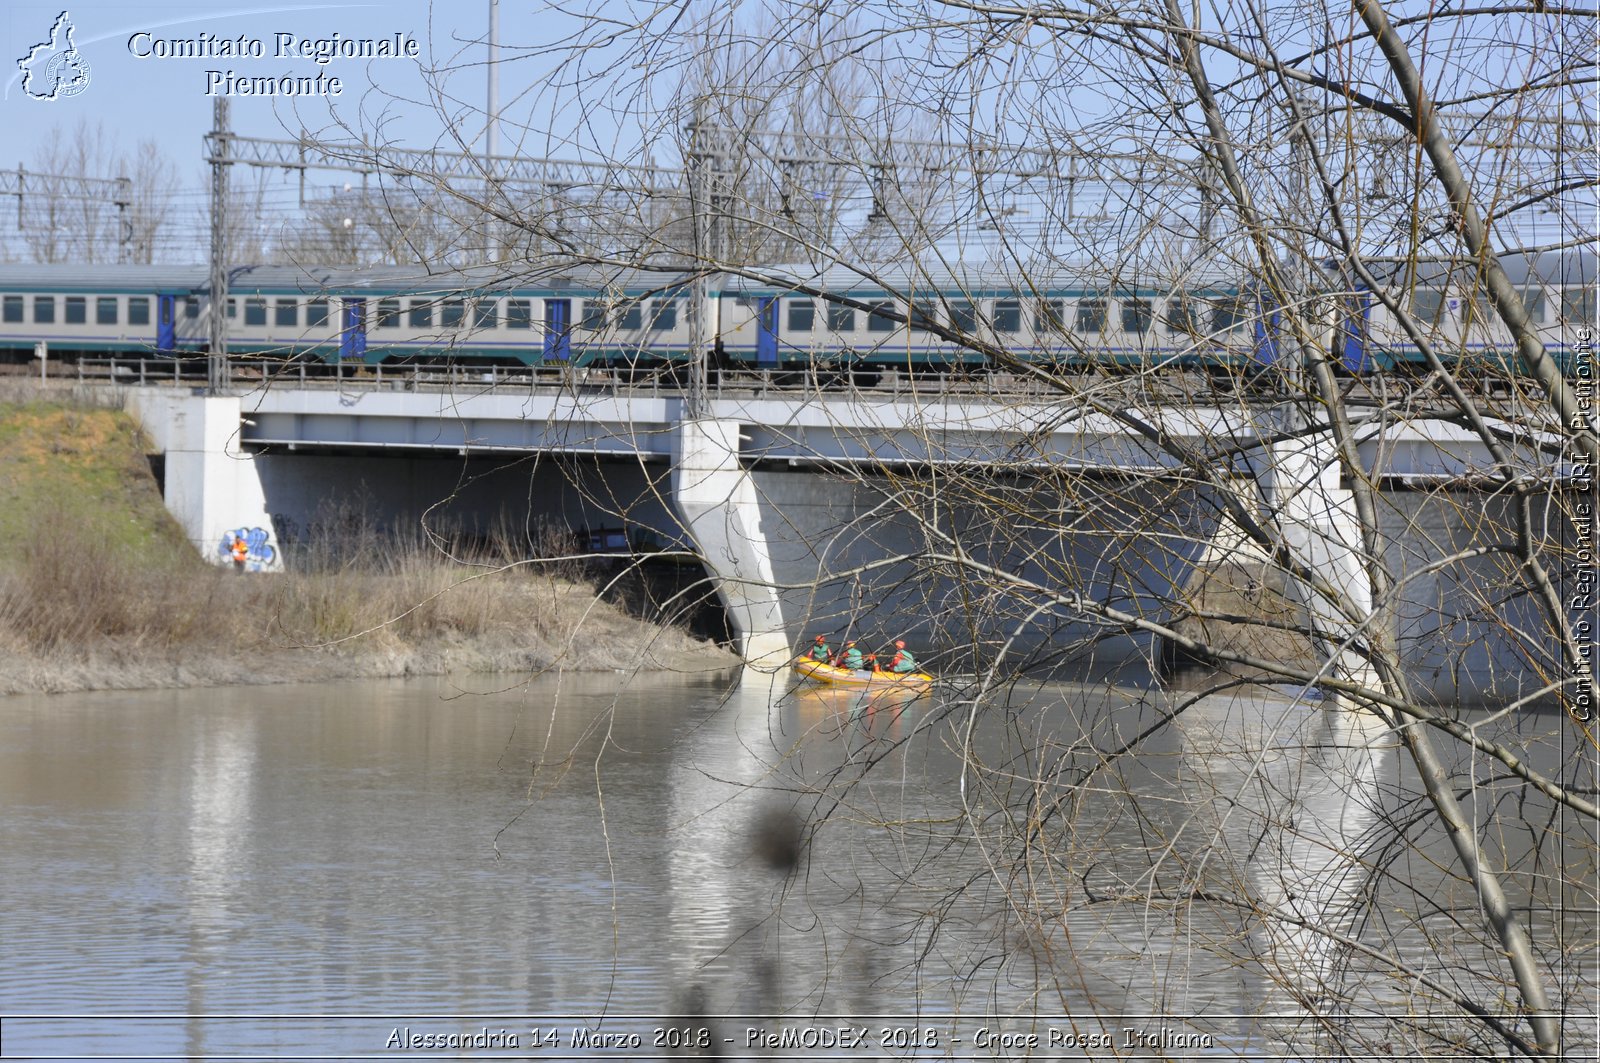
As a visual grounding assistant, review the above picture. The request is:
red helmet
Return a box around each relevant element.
[814,635,825,642]
[895,640,905,649]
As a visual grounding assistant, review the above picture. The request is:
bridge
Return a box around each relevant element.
[76,358,1578,704]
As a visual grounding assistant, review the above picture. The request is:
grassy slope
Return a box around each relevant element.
[0,402,192,570]
[0,401,735,694]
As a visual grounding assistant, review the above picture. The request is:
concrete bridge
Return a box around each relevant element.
[107,368,1579,706]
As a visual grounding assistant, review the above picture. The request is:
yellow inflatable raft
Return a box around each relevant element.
[793,657,935,690]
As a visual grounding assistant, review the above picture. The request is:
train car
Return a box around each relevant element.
[714,264,1284,375]
[0,265,209,357]
[0,264,707,369]
[1348,250,1596,377]
[333,266,702,368]
[0,253,1590,379]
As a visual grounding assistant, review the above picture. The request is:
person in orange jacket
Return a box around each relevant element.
[230,535,248,572]
[885,640,919,674]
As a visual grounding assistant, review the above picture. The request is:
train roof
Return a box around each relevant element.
[715,260,1248,297]
[0,262,703,296]
[0,250,1589,296]
[1350,249,1597,289]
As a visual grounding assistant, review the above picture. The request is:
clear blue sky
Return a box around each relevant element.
[3,0,564,180]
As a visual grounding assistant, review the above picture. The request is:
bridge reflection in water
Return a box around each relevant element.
[0,671,1586,1057]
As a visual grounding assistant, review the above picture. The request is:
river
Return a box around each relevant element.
[0,671,1592,1059]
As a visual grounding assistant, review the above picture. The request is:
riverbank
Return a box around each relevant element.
[0,398,737,696]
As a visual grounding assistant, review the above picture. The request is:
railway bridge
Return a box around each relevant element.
[100,365,1578,704]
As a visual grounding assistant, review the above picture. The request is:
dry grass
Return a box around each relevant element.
[0,400,735,694]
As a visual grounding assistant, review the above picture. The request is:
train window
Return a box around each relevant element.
[578,301,605,331]
[617,301,642,331]
[650,300,679,331]
[1412,289,1448,324]
[475,299,499,329]
[992,300,1021,334]
[1464,290,1495,330]
[1035,300,1066,334]
[909,302,940,332]
[1165,296,1197,333]
[1210,297,1248,333]
[376,299,400,328]
[184,297,200,319]
[128,298,149,326]
[34,296,54,324]
[506,299,532,329]
[827,303,855,332]
[408,300,432,328]
[1076,299,1107,334]
[2,296,21,323]
[866,302,897,333]
[275,300,297,328]
[1561,288,1596,325]
[227,299,238,319]
[244,298,266,327]
[950,301,977,333]
[96,297,119,325]
[787,300,815,332]
[306,300,329,327]
[1122,299,1152,334]
[65,297,86,324]
[441,300,465,328]
[1520,287,1545,324]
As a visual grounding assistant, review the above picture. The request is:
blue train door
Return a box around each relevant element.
[340,299,367,361]
[756,297,779,367]
[1338,291,1372,372]
[544,299,571,362]
[1251,288,1281,366]
[156,294,177,352]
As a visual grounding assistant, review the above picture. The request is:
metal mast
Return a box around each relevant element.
[486,0,498,165]
[485,0,500,261]
[686,110,713,418]
[206,98,230,393]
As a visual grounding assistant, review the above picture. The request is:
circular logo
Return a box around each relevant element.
[43,49,91,99]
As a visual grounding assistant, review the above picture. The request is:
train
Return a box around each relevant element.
[0,254,1591,377]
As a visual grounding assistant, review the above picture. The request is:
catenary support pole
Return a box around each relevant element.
[207,98,230,395]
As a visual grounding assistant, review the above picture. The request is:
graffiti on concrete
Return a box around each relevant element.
[219,526,276,571]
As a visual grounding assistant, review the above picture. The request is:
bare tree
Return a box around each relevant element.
[285,0,1596,1055]
[16,119,179,264]
[124,139,180,265]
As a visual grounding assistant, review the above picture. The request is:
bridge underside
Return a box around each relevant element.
[125,389,1582,708]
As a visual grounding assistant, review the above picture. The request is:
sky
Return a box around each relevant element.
[2,1,1583,266]
[2,0,561,182]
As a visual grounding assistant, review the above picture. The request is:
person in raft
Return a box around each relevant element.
[807,635,832,662]
[885,640,919,674]
[837,640,866,671]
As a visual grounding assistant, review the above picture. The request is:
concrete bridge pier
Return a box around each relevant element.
[672,417,791,668]
[1260,428,1380,691]
[127,391,282,573]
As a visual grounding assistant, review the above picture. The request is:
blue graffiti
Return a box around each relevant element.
[219,526,276,571]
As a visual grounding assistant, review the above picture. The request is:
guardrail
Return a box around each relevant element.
[64,355,1239,404]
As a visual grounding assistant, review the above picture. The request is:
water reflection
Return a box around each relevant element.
[0,671,1583,1059]
[663,671,786,1004]
[184,712,259,1058]
[1166,682,1397,1027]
